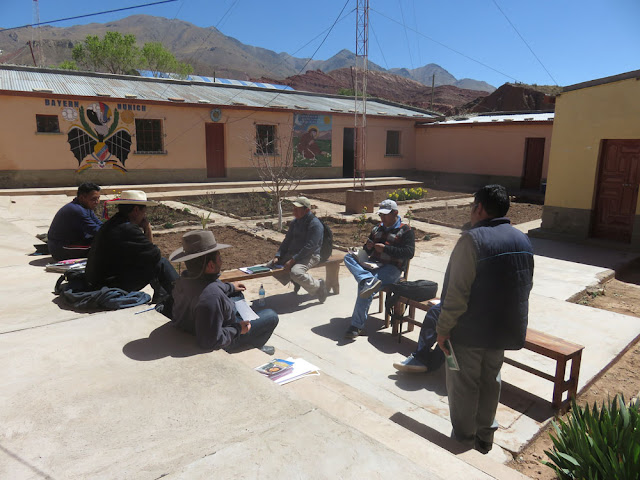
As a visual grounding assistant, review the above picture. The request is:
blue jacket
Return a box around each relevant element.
[277,211,323,263]
[48,198,102,258]
[441,217,534,350]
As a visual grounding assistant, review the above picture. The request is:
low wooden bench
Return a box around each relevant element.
[219,253,344,294]
[390,296,585,410]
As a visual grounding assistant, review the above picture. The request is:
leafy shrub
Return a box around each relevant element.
[388,187,425,202]
[543,394,640,479]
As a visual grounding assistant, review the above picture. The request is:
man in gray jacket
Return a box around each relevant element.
[268,196,328,302]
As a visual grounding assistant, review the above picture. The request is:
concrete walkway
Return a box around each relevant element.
[1,182,639,479]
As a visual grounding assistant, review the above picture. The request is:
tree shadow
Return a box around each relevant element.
[122,322,203,361]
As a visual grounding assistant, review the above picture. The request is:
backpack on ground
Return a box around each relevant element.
[319,220,333,262]
[385,279,438,319]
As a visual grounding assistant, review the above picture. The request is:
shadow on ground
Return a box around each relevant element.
[123,322,203,360]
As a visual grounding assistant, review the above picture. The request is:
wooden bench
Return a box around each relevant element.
[219,252,343,293]
[375,259,411,325]
[390,296,585,410]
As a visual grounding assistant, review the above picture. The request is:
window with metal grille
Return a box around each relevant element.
[36,114,60,133]
[256,124,276,154]
[135,119,164,153]
[386,130,401,155]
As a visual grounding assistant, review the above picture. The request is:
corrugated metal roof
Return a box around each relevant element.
[424,112,554,126]
[136,69,295,90]
[0,65,435,119]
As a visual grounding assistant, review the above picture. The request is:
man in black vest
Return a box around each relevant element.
[436,185,534,454]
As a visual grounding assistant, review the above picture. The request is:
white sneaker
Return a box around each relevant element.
[393,354,428,373]
[359,277,381,299]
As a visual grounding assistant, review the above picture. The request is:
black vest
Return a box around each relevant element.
[441,218,534,350]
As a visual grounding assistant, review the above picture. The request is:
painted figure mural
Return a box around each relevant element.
[67,102,132,173]
[293,114,332,167]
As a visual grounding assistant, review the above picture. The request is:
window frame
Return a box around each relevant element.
[385,130,401,156]
[35,114,60,133]
[134,118,165,154]
[255,124,277,155]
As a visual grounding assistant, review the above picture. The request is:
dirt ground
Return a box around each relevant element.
[150,187,639,478]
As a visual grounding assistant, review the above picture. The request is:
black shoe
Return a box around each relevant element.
[317,279,328,303]
[344,325,364,339]
[474,438,493,454]
[260,345,275,355]
[151,290,169,304]
[359,277,382,299]
[292,281,300,294]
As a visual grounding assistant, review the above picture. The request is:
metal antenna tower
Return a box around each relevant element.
[354,0,369,189]
[31,0,44,66]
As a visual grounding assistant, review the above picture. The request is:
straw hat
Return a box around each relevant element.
[169,230,231,263]
[110,190,158,206]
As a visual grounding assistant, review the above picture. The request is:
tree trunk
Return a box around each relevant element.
[277,197,283,231]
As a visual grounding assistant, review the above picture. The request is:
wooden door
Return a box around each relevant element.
[205,123,225,178]
[591,140,640,242]
[343,127,354,177]
[522,137,545,189]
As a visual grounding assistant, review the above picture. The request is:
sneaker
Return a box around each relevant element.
[292,281,300,294]
[359,277,382,299]
[393,354,428,373]
[260,345,275,355]
[317,279,328,303]
[344,325,364,339]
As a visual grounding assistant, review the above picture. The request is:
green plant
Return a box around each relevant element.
[182,207,190,214]
[199,212,212,229]
[405,206,413,226]
[163,222,174,229]
[388,187,425,202]
[353,206,368,243]
[543,395,640,479]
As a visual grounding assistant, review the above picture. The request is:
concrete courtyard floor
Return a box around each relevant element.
[2,180,640,479]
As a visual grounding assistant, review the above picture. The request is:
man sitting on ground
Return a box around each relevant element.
[267,196,328,302]
[343,199,415,339]
[86,190,178,301]
[170,230,279,353]
[393,303,445,373]
[47,182,102,260]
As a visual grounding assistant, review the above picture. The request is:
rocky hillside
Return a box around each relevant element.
[452,83,561,115]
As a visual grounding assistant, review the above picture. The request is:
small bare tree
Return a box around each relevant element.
[248,123,305,231]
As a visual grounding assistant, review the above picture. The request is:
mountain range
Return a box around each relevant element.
[0,14,495,93]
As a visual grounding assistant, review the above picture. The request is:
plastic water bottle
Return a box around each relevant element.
[258,284,266,306]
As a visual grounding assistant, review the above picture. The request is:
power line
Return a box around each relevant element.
[0,0,178,32]
[397,0,414,69]
[370,6,520,83]
[369,19,389,70]
[491,0,558,85]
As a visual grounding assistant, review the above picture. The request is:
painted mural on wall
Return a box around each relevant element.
[66,102,133,173]
[293,114,332,167]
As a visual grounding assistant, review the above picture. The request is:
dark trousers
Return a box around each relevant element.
[227,308,279,352]
[119,257,179,294]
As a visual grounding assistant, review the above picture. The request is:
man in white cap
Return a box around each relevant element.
[86,190,178,300]
[343,199,415,339]
[170,230,279,354]
[267,196,328,303]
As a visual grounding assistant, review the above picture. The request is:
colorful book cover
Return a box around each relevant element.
[255,359,294,377]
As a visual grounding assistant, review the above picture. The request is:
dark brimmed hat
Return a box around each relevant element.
[169,230,231,262]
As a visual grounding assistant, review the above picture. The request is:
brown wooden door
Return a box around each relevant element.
[591,139,640,242]
[205,123,225,178]
[522,137,545,189]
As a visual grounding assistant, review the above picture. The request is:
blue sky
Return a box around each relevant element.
[2,0,638,88]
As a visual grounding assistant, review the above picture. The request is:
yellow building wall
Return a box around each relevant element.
[545,76,640,210]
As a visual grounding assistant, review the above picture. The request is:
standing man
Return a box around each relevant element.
[170,230,279,353]
[267,196,328,302]
[436,185,534,454]
[343,199,414,339]
[86,190,178,301]
[47,182,102,260]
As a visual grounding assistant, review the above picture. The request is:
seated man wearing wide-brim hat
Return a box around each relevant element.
[169,230,279,354]
[86,190,178,301]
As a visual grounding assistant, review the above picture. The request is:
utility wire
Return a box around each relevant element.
[370,18,389,70]
[0,0,178,32]
[397,0,414,69]
[370,6,520,83]
[491,0,558,85]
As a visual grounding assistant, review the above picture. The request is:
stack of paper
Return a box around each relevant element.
[45,258,87,273]
[271,357,320,385]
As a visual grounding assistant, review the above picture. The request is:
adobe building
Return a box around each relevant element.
[415,112,554,191]
[0,65,432,188]
[539,70,640,249]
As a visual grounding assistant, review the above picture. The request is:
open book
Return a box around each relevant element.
[349,247,382,270]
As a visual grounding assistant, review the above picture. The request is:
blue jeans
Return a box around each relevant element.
[227,295,279,351]
[413,303,445,371]
[344,253,402,329]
